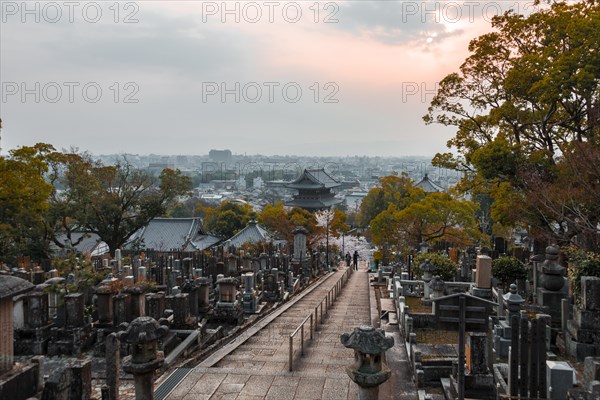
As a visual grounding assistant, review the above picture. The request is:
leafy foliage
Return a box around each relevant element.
[425,1,600,251]
[413,253,458,282]
[369,190,480,249]
[357,174,424,227]
[0,144,55,262]
[564,246,600,303]
[492,256,528,291]
[202,200,255,239]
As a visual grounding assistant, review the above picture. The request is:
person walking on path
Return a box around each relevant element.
[353,250,359,270]
[345,252,352,267]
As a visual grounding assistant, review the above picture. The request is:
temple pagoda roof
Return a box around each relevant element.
[285,169,341,190]
[415,174,444,193]
[285,196,342,210]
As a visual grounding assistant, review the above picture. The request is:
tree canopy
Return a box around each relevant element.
[357,174,424,227]
[424,1,600,250]
[201,200,256,239]
[0,144,192,261]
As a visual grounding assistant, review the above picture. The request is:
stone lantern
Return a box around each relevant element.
[429,275,446,299]
[420,259,435,283]
[539,245,565,291]
[503,284,525,325]
[340,325,394,400]
[119,316,169,400]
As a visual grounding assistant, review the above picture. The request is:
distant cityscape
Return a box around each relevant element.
[94,150,461,212]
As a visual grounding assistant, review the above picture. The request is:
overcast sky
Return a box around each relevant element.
[0,1,549,156]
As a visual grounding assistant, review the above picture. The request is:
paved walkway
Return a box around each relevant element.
[165,263,415,399]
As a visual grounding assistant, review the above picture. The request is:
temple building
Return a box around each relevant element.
[415,173,444,193]
[285,168,342,211]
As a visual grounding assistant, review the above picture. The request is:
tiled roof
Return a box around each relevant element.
[227,221,270,248]
[285,197,342,210]
[128,218,218,251]
[52,232,105,254]
[415,174,444,193]
[189,235,222,251]
[0,275,34,299]
[285,169,340,190]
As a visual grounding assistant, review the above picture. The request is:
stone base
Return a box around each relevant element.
[572,308,600,331]
[14,338,48,356]
[471,288,492,300]
[0,362,40,400]
[537,289,565,325]
[446,374,496,400]
[560,330,600,361]
[47,326,95,357]
[567,321,600,343]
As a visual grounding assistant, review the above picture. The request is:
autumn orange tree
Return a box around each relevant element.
[370,192,480,249]
[257,202,321,243]
[357,174,425,227]
[424,1,600,250]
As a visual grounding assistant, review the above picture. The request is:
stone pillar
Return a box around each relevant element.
[106,333,120,400]
[340,326,394,400]
[0,297,14,373]
[197,279,211,313]
[113,293,132,326]
[24,291,49,328]
[167,293,194,328]
[145,292,165,321]
[466,332,489,374]
[96,291,114,326]
[70,359,92,400]
[65,293,85,328]
[475,255,492,289]
[537,245,566,324]
[119,317,168,400]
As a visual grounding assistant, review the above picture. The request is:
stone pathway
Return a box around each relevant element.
[165,263,416,399]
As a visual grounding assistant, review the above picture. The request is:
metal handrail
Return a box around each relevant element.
[288,267,353,371]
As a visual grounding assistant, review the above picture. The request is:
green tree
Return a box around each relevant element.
[413,253,458,282]
[424,1,600,250]
[492,256,528,291]
[60,158,191,255]
[370,192,480,249]
[0,143,55,261]
[357,174,424,227]
[203,200,255,238]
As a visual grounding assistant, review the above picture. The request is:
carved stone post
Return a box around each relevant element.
[340,326,394,400]
[118,317,168,400]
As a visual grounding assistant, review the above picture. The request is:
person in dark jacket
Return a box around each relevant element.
[353,250,359,270]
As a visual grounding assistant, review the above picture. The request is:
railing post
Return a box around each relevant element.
[289,335,293,372]
[301,325,304,356]
[310,314,313,340]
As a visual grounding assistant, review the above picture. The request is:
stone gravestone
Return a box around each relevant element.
[536,246,566,325]
[563,277,600,360]
[546,361,574,399]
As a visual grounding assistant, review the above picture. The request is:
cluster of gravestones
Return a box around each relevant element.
[389,245,600,399]
[2,226,339,399]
